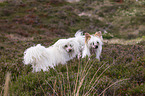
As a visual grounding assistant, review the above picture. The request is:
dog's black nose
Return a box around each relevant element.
[69,49,72,52]
[95,45,98,49]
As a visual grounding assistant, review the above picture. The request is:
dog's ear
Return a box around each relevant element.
[85,33,91,44]
[94,31,103,40]
[94,31,102,37]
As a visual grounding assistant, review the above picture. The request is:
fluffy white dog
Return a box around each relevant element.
[82,31,103,61]
[23,38,80,72]
[69,30,85,59]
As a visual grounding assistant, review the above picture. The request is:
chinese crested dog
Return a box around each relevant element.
[82,31,103,61]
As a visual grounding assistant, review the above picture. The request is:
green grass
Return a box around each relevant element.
[0,0,145,95]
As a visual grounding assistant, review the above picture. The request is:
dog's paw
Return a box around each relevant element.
[96,57,100,61]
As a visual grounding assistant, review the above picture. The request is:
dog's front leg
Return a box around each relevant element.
[77,52,82,59]
[95,46,102,61]
[82,45,90,58]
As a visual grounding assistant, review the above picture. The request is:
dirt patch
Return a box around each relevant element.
[5,34,33,41]
[0,0,6,3]
[104,38,145,45]
[66,0,80,3]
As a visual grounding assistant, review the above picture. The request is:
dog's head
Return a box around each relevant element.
[85,32,103,49]
[63,42,74,53]
[53,39,79,54]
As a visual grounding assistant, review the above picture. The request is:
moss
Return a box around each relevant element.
[0,1,9,7]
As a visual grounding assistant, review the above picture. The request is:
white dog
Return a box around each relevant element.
[69,30,85,59]
[69,30,103,61]
[82,31,103,61]
[23,38,80,72]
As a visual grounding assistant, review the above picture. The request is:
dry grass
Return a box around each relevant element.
[98,78,129,96]
[104,38,145,45]
[4,72,11,96]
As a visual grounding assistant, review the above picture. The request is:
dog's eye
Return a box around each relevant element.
[64,45,68,47]
[97,41,99,44]
[70,44,72,47]
[92,42,94,45]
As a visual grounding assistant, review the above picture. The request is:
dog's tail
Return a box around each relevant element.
[23,44,48,65]
[23,44,50,72]
[75,30,83,37]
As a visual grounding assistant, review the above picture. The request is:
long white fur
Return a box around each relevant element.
[82,34,103,61]
[23,38,80,72]
[74,30,85,47]
[70,30,85,59]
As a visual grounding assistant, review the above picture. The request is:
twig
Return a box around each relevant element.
[37,74,46,96]
[85,65,110,96]
[98,79,129,96]
[76,62,93,96]
[45,80,58,96]
[4,72,11,96]
[66,64,71,96]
